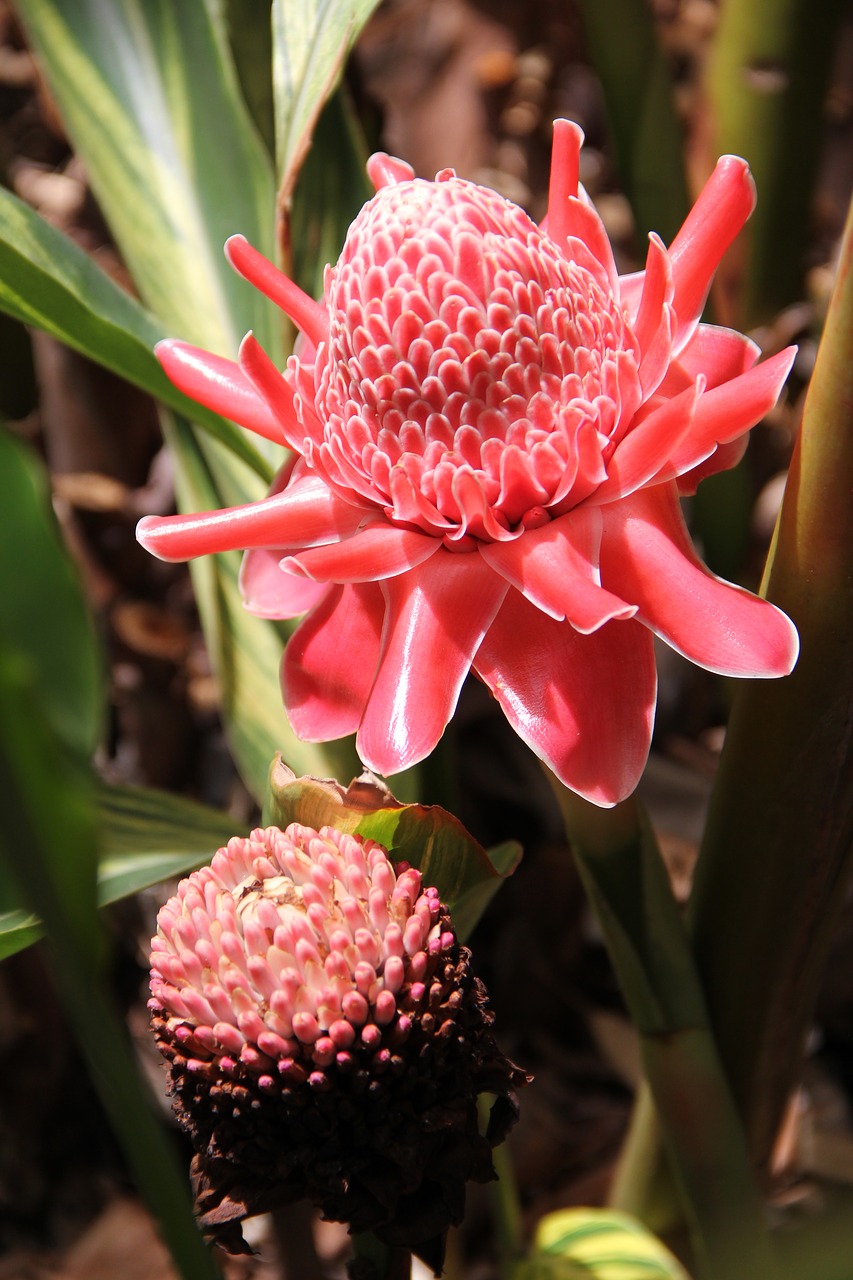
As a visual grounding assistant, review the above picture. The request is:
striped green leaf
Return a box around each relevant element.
[514,1209,691,1280]
[96,782,243,905]
[273,0,383,200]
[0,909,44,963]
[20,0,278,367]
[0,189,270,479]
[1,780,242,961]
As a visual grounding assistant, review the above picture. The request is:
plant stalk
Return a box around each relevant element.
[551,783,773,1277]
[687,188,853,1171]
[705,0,846,326]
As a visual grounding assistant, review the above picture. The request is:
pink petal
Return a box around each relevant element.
[237,334,307,451]
[225,235,328,349]
[155,340,284,443]
[660,347,796,482]
[677,436,750,496]
[632,235,675,397]
[240,549,327,619]
[618,269,645,319]
[668,156,756,349]
[449,466,516,541]
[660,323,759,394]
[545,118,583,247]
[136,470,366,562]
[356,551,509,775]
[551,419,609,511]
[590,380,701,504]
[473,594,657,806]
[367,152,415,190]
[281,523,440,583]
[601,349,646,449]
[599,485,799,676]
[479,509,637,633]
[386,466,455,534]
[283,583,385,741]
[563,198,619,293]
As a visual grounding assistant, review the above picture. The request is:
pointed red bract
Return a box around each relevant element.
[284,583,384,740]
[474,594,657,806]
[137,121,798,802]
[599,487,799,676]
[240,549,327,619]
[357,552,508,776]
[156,340,283,442]
[668,155,756,347]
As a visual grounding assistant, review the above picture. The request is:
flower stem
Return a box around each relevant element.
[574,0,689,245]
[479,1095,524,1274]
[705,0,846,326]
[549,780,773,1277]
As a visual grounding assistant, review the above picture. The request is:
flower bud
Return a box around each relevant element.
[150,823,527,1271]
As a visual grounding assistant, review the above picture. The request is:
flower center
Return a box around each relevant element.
[305,174,640,543]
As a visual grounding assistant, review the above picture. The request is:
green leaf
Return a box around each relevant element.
[707,0,846,324]
[272,0,383,202]
[0,782,244,961]
[0,650,101,967]
[514,1259,589,1280]
[97,782,243,905]
[20,0,278,364]
[0,657,219,1280]
[688,188,853,1166]
[288,86,372,297]
[0,428,104,762]
[514,1209,690,1280]
[265,759,521,939]
[0,189,271,479]
[551,790,772,1274]
[0,909,44,962]
[224,0,276,157]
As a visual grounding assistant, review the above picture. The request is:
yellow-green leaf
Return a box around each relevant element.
[516,1209,691,1280]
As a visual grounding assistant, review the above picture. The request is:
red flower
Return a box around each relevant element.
[137,121,798,805]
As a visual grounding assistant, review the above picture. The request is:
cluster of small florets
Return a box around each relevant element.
[150,824,447,1082]
[149,824,525,1270]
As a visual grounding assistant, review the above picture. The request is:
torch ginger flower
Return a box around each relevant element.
[137,121,798,805]
[149,823,524,1267]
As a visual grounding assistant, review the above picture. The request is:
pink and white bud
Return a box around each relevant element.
[149,823,526,1271]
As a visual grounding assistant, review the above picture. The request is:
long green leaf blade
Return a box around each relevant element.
[97,783,243,904]
[0,190,270,479]
[0,664,220,1280]
[0,783,243,961]
[0,427,104,761]
[273,0,383,203]
[20,0,278,362]
[688,191,853,1166]
[288,87,372,297]
[574,0,689,246]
